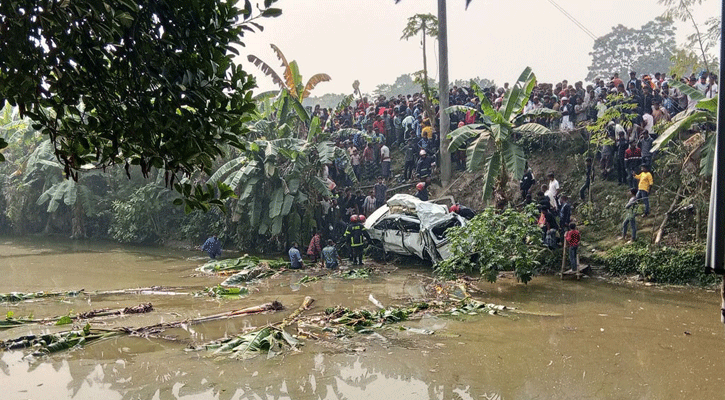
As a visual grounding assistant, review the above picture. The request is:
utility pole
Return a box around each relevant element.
[438,0,451,186]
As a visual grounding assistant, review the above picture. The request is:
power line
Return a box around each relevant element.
[546,0,599,41]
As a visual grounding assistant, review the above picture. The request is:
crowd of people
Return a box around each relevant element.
[220,69,716,270]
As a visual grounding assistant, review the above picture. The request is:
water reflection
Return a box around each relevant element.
[0,347,493,400]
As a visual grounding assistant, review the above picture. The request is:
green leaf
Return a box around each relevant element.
[513,122,551,136]
[268,187,284,219]
[447,125,486,153]
[669,79,705,102]
[261,8,282,17]
[466,134,490,172]
[652,109,711,153]
[501,141,526,180]
[481,153,501,201]
[56,316,73,325]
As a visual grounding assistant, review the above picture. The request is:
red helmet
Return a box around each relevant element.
[416,182,425,191]
[350,215,359,223]
[358,215,366,223]
[449,204,460,213]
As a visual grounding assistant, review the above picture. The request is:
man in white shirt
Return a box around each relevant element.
[706,74,718,99]
[380,144,391,179]
[642,112,654,134]
[545,172,560,211]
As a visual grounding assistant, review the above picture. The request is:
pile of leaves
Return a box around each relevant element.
[322,303,430,331]
[0,323,119,356]
[190,326,300,360]
[198,255,285,274]
[447,299,511,316]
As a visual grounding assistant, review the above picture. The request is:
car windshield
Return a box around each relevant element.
[431,217,462,240]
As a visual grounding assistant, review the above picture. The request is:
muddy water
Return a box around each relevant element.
[1,236,724,400]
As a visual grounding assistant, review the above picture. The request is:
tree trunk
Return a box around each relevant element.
[420,27,434,122]
[71,200,86,239]
[655,184,685,244]
[438,0,451,186]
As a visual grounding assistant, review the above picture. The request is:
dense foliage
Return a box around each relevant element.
[437,205,543,284]
[0,0,281,211]
[593,243,716,286]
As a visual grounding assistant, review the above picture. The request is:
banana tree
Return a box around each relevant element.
[652,79,717,176]
[22,140,99,237]
[445,67,553,203]
[208,137,355,243]
[248,44,331,101]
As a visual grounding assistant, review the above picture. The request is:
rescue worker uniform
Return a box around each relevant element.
[344,222,370,265]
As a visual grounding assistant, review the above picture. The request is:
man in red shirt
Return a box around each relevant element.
[564,223,581,272]
[624,142,642,189]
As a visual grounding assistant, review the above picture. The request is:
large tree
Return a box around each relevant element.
[659,0,720,74]
[586,17,676,81]
[0,0,282,211]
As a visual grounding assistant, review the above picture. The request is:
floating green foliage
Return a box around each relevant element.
[199,255,286,273]
[0,323,119,356]
[191,326,300,360]
[201,285,249,299]
[323,303,429,331]
[55,315,73,326]
[0,290,84,303]
[447,299,511,316]
[297,275,322,284]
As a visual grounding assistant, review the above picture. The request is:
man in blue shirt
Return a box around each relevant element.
[201,235,222,259]
[289,242,304,269]
[321,240,341,270]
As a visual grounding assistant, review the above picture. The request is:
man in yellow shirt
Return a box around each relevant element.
[421,120,433,140]
[633,165,653,216]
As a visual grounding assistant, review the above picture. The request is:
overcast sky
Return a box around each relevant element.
[239,0,720,96]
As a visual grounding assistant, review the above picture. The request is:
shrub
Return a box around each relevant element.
[437,204,543,284]
[598,243,716,286]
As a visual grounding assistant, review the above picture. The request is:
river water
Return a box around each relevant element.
[1,236,724,400]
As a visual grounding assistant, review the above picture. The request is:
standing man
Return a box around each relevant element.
[416,150,434,180]
[344,216,370,265]
[520,167,536,201]
[633,165,653,217]
[201,235,222,259]
[374,177,387,209]
[580,157,593,201]
[564,223,581,272]
[545,172,560,211]
[403,140,416,181]
[621,188,639,242]
[380,142,391,179]
[624,142,642,189]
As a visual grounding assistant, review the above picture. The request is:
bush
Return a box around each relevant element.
[597,243,717,286]
[437,205,543,284]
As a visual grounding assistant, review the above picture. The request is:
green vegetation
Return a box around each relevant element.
[437,206,543,284]
[446,68,554,204]
[592,243,717,286]
[0,0,282,211]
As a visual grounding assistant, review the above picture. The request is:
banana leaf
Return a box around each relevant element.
[0,289,84,303]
